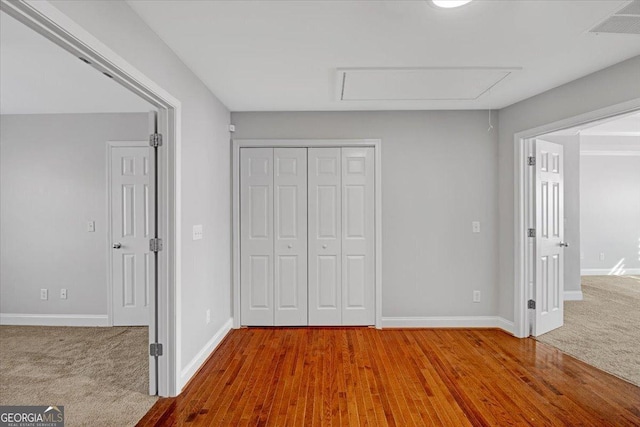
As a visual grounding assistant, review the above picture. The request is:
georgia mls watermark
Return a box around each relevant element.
[0,406,64,427]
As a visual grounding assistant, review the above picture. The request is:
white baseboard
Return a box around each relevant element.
[381,316,514,335]
[0,313,109,327]
[564,290,583,301]
[581,268,640,276]
[179,318,233,391]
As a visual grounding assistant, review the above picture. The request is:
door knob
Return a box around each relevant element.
[288,244,293,249]
[322,244,327,249]
[559,241,569,248]
[113,243,122,249]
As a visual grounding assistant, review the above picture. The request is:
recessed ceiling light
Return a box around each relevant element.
[432,0,473,8]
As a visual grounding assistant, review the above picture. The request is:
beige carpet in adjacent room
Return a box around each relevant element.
[537,275,640,387]
[0,326,157,426]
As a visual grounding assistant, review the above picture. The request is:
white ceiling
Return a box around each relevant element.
[128,0,640,112]
[0,12,152,115]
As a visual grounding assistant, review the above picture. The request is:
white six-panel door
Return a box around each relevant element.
[534,140,565,336]
[240,148,274,326]
[111,145,153,326]
[308,148,343,325]
[341,148,375,325]
[274,148,308,325]
[240,147,375,326]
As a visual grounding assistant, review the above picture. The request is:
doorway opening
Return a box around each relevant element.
[514,103,640,386]
[0,0,180,398]
[513,99,640,339]
[532,111,640,386]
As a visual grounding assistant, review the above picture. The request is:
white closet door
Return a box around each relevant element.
[274,148,308,325]
[308,148,342,325]
[342,147,375,325]
[240,148,274,326]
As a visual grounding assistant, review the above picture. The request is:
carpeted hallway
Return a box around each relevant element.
[0,326,157,426]
[537,275,640,386]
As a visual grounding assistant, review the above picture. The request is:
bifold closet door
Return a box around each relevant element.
[240,148,274,326]
[341,147,375,325]
[274,148,308,326]
[240,147,308,326]
[308,148,343,325]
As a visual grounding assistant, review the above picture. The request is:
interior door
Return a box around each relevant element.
[342,147,375,325]
[274,148,307,325]
[111,144,153,326]
[308,148,342,325]
[533,139,565,336]
[240,148,274,326]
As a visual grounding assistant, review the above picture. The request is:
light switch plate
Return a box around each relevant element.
[193,224,203,240]
[472,221,481,233]
[87,221,95,232]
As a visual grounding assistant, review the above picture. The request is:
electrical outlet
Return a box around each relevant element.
[472,221,481,233]
[87,221,95,232]
[193,224,203,241]
[599,252,605,261]
[473,290,481,303]
[206,309,211,324]
[40,289,48,300]
[60,289,67,299]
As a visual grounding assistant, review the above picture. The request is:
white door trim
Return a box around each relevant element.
[512,98,640,338]
[232,139,383,329]
[0,0,181,396]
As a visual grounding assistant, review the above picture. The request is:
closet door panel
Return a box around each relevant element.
[240,148,274,326]
[274,148,308,325]
[308,148,342,325]
[342,147,375,325]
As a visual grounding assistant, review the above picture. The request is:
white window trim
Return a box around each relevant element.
[232,139,383,329]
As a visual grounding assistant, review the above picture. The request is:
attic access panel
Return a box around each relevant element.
[337,67,518,101]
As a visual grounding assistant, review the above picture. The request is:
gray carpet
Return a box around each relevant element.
[537,275,640,387]
[0,326,157,426]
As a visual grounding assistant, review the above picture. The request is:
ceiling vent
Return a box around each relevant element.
[589,0,640,35]
[336,67,519,102]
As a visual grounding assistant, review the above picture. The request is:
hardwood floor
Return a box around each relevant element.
[138,328,640,426]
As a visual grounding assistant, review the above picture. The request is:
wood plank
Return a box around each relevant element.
[137,328,640,426]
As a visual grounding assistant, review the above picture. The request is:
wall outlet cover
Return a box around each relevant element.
[193,224,203,240]
[473,290,481,303]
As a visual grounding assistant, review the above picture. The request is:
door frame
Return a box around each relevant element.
[512,98,640,338]
[232,139,383,329]
[1,0,181,396]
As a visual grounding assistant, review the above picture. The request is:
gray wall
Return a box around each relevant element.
[50,1,232,384]
[580,144,640,274]
[0,113,148,315]
[539,134,581,293]
[231,111,499,318]
[497,55,640,321]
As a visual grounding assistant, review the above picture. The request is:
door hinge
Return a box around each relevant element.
[149,343,163,357]
[528,156,536,166]
[149,133,163,147]
[528,299,536,309]
[528,228,536,238]
[149,238,163,252]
